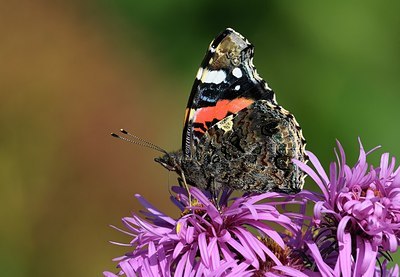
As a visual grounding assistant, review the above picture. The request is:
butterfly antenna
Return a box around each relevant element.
[120,129,167,153]
[111,129,168,155]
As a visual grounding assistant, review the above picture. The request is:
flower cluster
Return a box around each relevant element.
[105,140,400,276]
[103,187,320,276]
[294,139,400,276]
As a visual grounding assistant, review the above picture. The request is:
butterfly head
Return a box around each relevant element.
[154,150,184,173]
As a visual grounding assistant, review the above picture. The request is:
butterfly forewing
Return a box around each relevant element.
[182,28,276,158]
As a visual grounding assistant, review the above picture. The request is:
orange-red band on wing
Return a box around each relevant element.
[193,98,254,133]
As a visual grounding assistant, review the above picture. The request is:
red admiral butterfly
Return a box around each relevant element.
[156,28,307,194]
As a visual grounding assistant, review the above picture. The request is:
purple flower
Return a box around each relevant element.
[294,139,400,276]
[104,187,316,276]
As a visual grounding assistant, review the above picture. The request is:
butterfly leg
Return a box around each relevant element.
[177,177,184,187]
[209,178,220,209]
[179,171,192,205]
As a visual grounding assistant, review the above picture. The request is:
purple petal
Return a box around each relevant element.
[244,192,282,204]
[342,199,359,213]
[103,272,118,277]
[157,245,168,276]
[272,265,309,277]
[217,229,231,242]
[306,241,335,276]
[356,139,367,168]
[354,236,365,276]
[266,200,304,208]
[329,161,338,199]
[231,229,259,269]
[386,233,398,252]
[173,241,185,259]
[110,224,136,237]
[198,232,210,267]
[313,201,325,222]
[333,260,340,277]
[147,241,159,275]
[170,186,190,205]
[109,241,133,247]
[219,189,233,206]
[210,260,238,276]
[248,235,282,266]
[392,170,400,188]
[242,202,259,220]
[170,195,186,211]
[239,213,297,233]
[306,150,330,186]
[245,221,285,248]
[335,140,347,180]
[119,260,135,277]
[190,187,213,207]
[226,237,254,263]
[175,251,189,277]
[135,194,176,226]
[337,216,352,242]
[295,189,323,202]
[234,227,266,261]
[337,230,352,277]
[123,216,163,236]
[142,259,151,275]
[293,159,330,201]
[208,237,220,270]
[219,241,236,263]
[355,238,378,276]
[190,188,222,224]
[184,247,197,277]
[185,226,195,244]
[265,273,281,277]
[380,153,389,179]
[194,262,207,277]
[225,261,253,276]
[389,264,399,277]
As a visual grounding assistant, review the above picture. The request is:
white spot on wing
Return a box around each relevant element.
[201,69,226,84]
[232,67,243,78]
[208,43,216,53]
[234,85,240,90]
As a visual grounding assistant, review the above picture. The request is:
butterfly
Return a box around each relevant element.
[155,28,307,194]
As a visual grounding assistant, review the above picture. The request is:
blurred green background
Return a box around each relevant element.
[1,1,399,276]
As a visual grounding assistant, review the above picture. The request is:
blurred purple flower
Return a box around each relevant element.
[104,186,318,276]
[294,139,400,276]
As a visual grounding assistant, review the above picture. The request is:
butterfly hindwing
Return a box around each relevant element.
[182,100,307,193]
